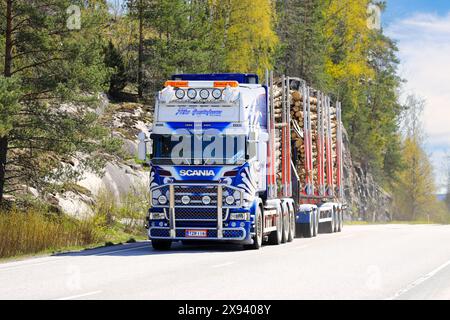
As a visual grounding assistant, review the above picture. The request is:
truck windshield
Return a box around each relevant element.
[151,133,246,165]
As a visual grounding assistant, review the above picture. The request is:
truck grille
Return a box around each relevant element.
[174,207,226,221]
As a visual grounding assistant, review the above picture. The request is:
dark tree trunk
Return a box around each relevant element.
[137,0,144,99]
[1,0,13,203]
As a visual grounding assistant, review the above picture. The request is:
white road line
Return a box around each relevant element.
[94,244,149,256]
[212,262,235,268]
[56,290,102,300]
[387,259,450,300]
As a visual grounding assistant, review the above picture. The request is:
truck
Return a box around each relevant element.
[138,72,345,250]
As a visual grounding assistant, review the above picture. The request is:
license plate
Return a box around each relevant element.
[185,229,208,238]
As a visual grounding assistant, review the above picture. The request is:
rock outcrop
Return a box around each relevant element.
[342,127,392,222]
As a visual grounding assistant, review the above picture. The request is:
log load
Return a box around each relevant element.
[272,79,340,195]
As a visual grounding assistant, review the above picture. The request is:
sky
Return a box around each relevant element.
[384,0,450,192]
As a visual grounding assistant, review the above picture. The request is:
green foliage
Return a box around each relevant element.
[104,40,128,96]
[0,76,21,137]
[0,0,120,198]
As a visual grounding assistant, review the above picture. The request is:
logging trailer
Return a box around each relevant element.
[138,72,345,250]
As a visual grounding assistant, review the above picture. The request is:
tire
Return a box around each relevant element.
[336,210,342,232]
[338,210,344,232]
[287,208,295,242]
[313,210,318,237]
[151,239,172,251]
[268,211,282,245]
[331,209,336,233]
[281,206,289,244]
[302,211,314,238]
[244,206,263,250]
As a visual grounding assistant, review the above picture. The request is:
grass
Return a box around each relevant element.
[0,186,149,261]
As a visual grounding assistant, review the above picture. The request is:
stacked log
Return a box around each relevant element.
[272,80,339,194]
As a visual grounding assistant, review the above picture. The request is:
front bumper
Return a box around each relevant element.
[149,226,249,242]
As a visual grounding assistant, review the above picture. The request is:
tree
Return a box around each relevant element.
[393,95,439,221]
[104,40,127,97]
[0,0,116,202]
[275,0,328,87]
[210,0,278,78]
[445,155,450,212]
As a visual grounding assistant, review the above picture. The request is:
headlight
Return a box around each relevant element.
[187,88,197,99]
[199,89,210,99]
[158,195,167,205]
[229,212,250,220]
[212,89,222,99]
[202,195,211,205]
[225,196,235,205]
[175,89,185,99]
[150,212,166,220]
[181,195,190,205]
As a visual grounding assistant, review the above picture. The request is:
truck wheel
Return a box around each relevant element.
[287,209,295,242]
[244,206,263,250]
[281,208,289,244]
[268,212,282,245]
[151,240,172,251]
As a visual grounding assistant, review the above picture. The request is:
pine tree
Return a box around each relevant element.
[0,0,116,202]
[104,41,128,97]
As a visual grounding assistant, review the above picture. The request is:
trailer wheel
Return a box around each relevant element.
[151,240,172,251]
[244,206,263,250]
[313,210,319,237]
[288,209,295,242]
[301,212,314,238]
[337,210,342,232]
[268,211,282,245]
[281,207,289,244]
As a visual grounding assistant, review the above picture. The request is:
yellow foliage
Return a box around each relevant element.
[323,0,374,88]
[210,0,278,78]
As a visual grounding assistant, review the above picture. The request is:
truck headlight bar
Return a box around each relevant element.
[225,195,235,205]
[175,89,185,99]
[212,89,223,99]
[187,88,197,99]
[199,89,210,99]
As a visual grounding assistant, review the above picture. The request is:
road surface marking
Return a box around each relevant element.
[212,262,235,268]
[95,244,149,256]
[56,290,102,300]
[388,259,450,300]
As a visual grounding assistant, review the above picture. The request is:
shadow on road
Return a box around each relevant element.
[53,241,247,258]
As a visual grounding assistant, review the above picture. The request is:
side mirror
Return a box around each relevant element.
[138,132,148,161]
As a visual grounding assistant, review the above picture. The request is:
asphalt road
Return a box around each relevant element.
[1,224,449,300]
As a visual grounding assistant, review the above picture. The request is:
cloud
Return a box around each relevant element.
[386,12,450,192]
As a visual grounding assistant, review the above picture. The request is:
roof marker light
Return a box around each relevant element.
[214,81,239,88]
[165,81,189,88]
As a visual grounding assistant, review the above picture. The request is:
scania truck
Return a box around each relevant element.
[138,72,345,250]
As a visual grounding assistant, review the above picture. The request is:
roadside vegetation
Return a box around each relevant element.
[0,188,147,260]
